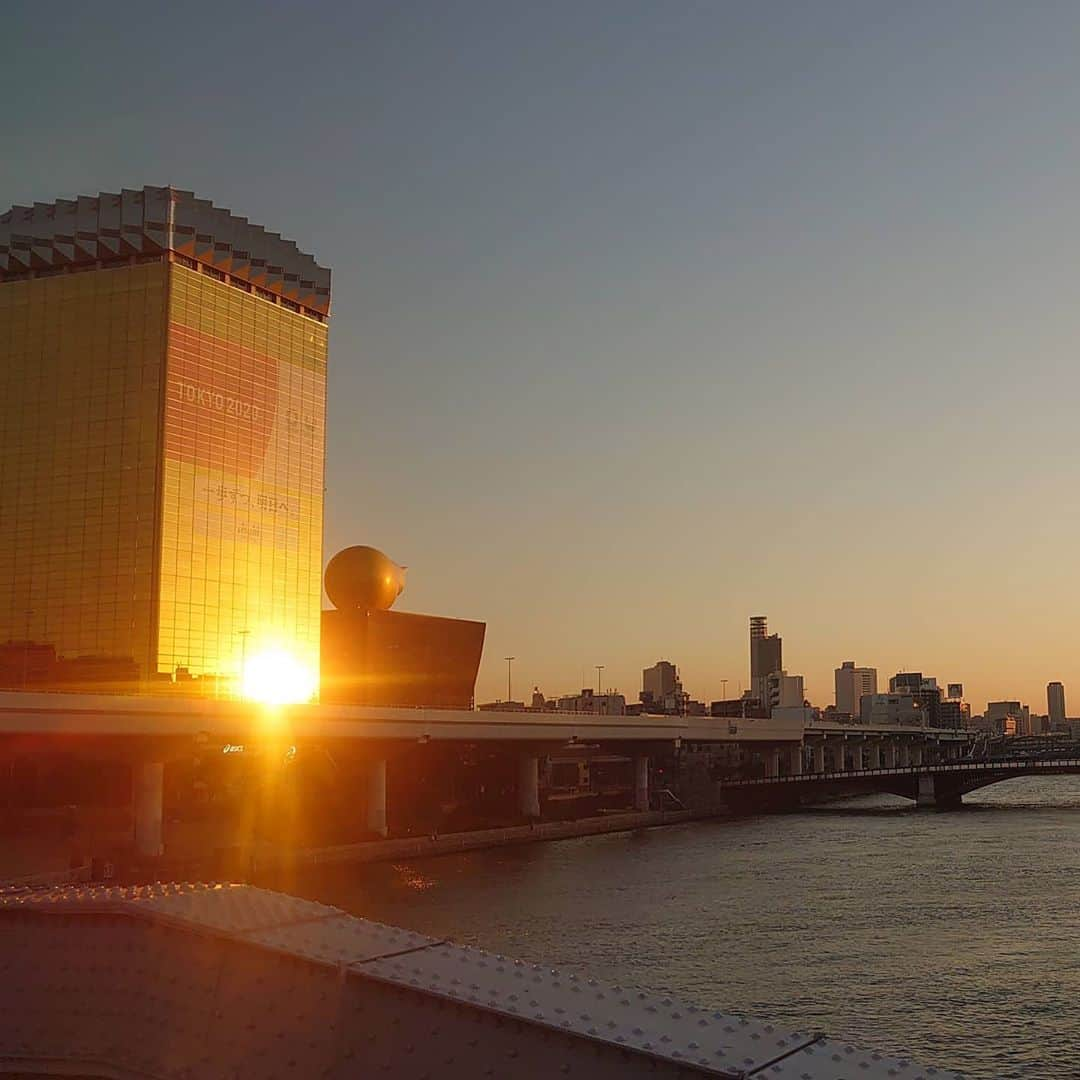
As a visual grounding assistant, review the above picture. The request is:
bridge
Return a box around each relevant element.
[0,881,957,1079]
[0,690,973,863]
[720,757,1080,811]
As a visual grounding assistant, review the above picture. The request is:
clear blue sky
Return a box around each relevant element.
[6,2,1080,711]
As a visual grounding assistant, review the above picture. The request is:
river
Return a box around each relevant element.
[293,777,1080,1079]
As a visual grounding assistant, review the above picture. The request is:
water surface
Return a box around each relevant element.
[294,777,1080,1078]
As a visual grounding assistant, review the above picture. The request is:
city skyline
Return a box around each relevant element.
[8,4,1080,711]
[486,619,1063,720]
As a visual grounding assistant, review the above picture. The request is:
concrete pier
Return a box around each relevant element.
[846,738,862,771]
[866,740,882,770]
[132,761,164,857]
[827,737,845,772]
[633,754,650,811]
[366,757,388,838]
[519,753,540,819]
[916,772,962,810]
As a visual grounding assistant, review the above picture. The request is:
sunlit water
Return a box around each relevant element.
[292,777,1080,1079]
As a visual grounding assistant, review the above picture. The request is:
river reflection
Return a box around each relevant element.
[292,776,1080,1079]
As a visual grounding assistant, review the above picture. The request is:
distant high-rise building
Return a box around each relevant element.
[936,698,967,730]
[986,700,1030,737]
[860,693,925,726]
[641,659,689,714]
[765,670,804,710]
[1048,682,1067,729]
[889,672,942,728]
[642,660,678,703]
[0,186,330,689]
[749,616,782,702]
[556,688,626,715]
[835,661,877,717]
[889,672,927,693]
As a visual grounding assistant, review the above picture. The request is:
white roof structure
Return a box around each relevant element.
[0,882,960,1079]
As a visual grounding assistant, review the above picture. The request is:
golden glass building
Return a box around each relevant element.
[0,187,330,692]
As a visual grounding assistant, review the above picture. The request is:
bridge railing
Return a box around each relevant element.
[719,758,1080,787]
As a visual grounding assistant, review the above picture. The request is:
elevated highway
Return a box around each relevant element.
[0,689,746,743]
[0,690,973,859]
[0,690,973,746]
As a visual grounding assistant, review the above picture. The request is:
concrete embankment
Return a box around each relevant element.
[1,806,721,887]
[251,807,710,871]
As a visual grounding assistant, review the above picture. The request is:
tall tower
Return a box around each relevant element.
[0,187,330,689]
[1048,681,1067,729]
[749,615,781,703]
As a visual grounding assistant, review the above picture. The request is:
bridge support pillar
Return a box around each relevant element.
[827,737,844,772]
[133,761,164,858]
[811,742,826,774]
[764,749,781,779]
[519,754,541,820]
[881,741,897,769]
[897,742,910,768]
[866,740,882,770]
[634,754,650,811]
[917,773,961,810]
[846,739,862,771]
[366,758,388,838]
[916,774,936,807]
[910,743,923,767]
[790,744,803,776]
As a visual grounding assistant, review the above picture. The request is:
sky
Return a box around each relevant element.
[5,1,1080,713]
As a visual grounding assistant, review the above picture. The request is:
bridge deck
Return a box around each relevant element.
[0,882,956,1079]
[721,758,1080,787]
[0,690,973,746]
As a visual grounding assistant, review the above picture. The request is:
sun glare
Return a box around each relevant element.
[241,648,318,705]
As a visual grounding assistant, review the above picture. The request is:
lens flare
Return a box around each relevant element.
[241,648,317,705]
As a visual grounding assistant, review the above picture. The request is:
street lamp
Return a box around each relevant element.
[20,609,34,687]
[504,656,515,703]
[237,629,250,698]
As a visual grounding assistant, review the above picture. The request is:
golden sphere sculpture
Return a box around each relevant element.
[325,546,407,612]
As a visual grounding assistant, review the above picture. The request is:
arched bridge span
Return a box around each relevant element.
[720,758,1080,811]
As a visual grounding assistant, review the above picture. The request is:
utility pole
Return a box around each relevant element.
[21,609,34,687]
[237,629,250,698]
[504,656,515,703]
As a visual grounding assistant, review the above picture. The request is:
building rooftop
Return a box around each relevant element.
[0,185,331,316]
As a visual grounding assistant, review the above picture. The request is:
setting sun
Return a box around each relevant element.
[241,648,318,706]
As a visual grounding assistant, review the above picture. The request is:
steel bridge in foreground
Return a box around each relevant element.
[720,757,1080,811]
[0,882,957,1079]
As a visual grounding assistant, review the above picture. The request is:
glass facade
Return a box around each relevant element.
[0,263,166,672]
[0,258,327,687]
[159,264,326,682]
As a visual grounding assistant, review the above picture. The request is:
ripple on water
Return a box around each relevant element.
[293,776,1080,1080]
